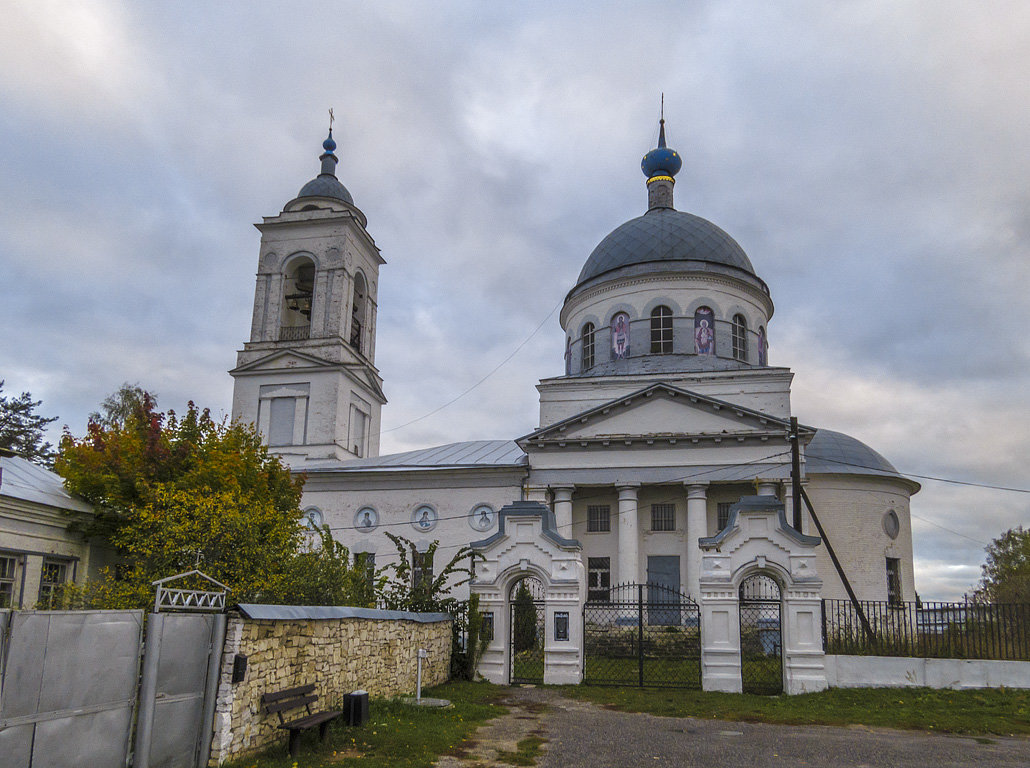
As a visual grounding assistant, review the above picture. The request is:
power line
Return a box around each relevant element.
[380,296,564,434]
[804,452,1030,494]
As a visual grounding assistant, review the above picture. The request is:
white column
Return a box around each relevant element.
[616,485,640,585]
[551,486,574,537]
[756,481,778,497]
[685,483,708,600]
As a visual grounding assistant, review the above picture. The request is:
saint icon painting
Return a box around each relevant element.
[611,312,630,359]
[411,505,438,531]
[469,504,495,531]
[694,307,715,355]
[354,507,378,531]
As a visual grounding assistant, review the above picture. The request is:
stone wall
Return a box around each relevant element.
[208,605,451,765]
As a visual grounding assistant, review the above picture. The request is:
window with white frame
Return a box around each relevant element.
[38,559,68,608]
[732,314,749,362]
[581,322,595,370]
[259,383,309,448]
[650,305,673,354]
[587,557,611,601]
[0,555,18,609]
[651,503,675,531]
[587,505,610,532]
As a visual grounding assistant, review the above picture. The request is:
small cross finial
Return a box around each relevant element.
[660,93,664,122]
[328,107,335,132]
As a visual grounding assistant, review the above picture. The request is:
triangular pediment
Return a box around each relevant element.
[231,349,337,373]
[520,384,805,446]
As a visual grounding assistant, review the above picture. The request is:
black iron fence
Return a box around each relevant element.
[823,599,1030,661]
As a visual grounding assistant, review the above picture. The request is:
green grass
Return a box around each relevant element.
[221,681,507,768]
[560,684,1030,736]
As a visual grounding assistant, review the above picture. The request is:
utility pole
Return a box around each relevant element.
[789,417,802,530]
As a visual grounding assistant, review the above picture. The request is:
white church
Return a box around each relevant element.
[229,121,920,620]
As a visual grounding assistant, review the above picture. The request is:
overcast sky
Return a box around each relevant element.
[2,1,1028,599]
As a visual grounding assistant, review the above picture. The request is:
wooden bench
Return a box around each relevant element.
[261,684,343,757]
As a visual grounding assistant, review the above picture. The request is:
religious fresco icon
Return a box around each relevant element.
[758,326,768,366]
[469,504,496,531]
[354,507,378,531]
[411,505,438,532]
[611,312,630,359]
[694,307,715,355]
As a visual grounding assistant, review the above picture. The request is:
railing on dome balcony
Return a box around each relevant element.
[279,324,311,341]
[566,315,769,375]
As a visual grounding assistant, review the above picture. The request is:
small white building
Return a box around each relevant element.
[0,450,114,608]
[230,122,920,610]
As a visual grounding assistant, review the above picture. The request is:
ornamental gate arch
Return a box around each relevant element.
[469,501,585,685]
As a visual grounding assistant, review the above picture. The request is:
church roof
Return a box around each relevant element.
[805,429,915,487]
[575,207,756,287]
[0,453,92,512]
[303,439,528,472]
[296,174,354,205]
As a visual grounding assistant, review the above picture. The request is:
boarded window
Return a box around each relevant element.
[268,397,296,446]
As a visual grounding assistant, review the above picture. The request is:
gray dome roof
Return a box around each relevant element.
[577,208,755,285]
[806,429,910,483]
[297,174,354,205]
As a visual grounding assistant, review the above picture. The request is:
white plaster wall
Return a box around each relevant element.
[804,475,916,602]
[537,368,794,428]
[824,655,1030,690]
[302,471,524,599]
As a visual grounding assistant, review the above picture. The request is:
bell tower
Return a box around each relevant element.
[230,127,386,465]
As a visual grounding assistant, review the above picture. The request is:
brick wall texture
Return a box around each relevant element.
[209,613,451,764]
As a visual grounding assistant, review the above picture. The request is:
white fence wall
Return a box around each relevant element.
[825,655,1030,690]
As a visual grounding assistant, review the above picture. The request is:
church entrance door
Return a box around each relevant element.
[508,576,546,684]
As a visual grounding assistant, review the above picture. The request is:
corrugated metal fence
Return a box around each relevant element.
[0,609,225,768]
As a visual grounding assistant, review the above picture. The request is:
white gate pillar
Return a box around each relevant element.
[697,495,827,695]
[469,500,585,685]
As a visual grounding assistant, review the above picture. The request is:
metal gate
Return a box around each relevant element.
[583,583,701,688]
[739,573,783,695]
[0,609,144,768]
[134,612,226,768]
[509,576,545,684]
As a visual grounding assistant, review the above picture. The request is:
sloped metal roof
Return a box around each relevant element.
[806,429,910,482]
[0,454,92,512]
[303,439,528,472]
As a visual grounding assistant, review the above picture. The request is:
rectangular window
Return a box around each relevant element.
[413,551,433,590]
[349,406,368,458]
[582,327,595,370]
[355,552,376,587]
[481,612,494,642]
[38,559,68,608]
[268,397,297,446]
[650,309,673,354]
[0,555,18,609]
[587,557,611,602]
[651,503,675,531]
[587,505,610,532]
[717,502,733,531]
[554,611,570,641]
[886,557,902,605]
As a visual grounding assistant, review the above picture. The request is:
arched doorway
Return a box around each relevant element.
[508,575,546,684]
[738,573,783,694]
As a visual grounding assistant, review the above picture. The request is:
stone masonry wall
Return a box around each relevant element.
[209,611,451,765]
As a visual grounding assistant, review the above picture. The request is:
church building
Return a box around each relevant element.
[230,121,920,607]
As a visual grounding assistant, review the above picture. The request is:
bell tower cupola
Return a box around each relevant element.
[230,122,387,465]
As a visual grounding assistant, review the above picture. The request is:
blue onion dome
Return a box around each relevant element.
[295,130,354,205]
[641,119,682,179]
[322,129,337,152]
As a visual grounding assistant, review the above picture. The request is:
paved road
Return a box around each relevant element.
[482,687,1029,768]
